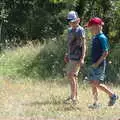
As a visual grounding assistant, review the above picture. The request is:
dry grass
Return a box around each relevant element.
[0,78,120,120]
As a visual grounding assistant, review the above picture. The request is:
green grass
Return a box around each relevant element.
[0,78,119,120]
[0,44,41,79]
[0,40,66,80]
[0,38,120,82]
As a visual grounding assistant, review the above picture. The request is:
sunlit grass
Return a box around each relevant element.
[0,40,66,80]
[0,44,41,79]
[0,79,119,120]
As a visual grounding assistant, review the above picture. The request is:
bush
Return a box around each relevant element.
[0,33,67,80]
[0,33,119,83]
[106,44,120,83]
[22,37,67,79]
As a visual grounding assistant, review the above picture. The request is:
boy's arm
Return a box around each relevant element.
[92,36,109,68]
[80,37,86,65]
[64,53,69,63]
[92,51,108,68]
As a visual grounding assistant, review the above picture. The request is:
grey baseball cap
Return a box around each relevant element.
[67,11,78,22]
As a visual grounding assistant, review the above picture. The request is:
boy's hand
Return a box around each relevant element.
[91,63,99,68]
[79,58,84,66]
[91,51,108,68]
[64,54,69,63]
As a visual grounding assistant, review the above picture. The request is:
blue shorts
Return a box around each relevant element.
[88,65,106,81]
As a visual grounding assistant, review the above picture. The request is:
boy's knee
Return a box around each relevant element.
[67,72,77,79]
[90,80,100,87]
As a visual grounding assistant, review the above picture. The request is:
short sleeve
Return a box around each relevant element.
[77,27,85,39]
[80,28,85,38]
[99,35,109,52]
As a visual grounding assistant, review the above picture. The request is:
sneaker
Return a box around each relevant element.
[72,99,79,105]
[88,103,100,109]
[108,94,119,106]
[64,96,72,104]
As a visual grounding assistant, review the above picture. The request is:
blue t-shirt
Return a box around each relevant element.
[91,32,109,66]
[68,25,85,61]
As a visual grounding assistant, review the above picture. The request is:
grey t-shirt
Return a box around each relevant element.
[67,25,85,61]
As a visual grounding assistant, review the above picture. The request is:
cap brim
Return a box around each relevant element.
[84,22,104,27]
[71,20,77,22]
[67,19,77,22]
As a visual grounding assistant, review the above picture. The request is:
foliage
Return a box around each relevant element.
[0,33,120,83]
[0,0,120,83]
[106,44,120,83]
[0,33,67,79]
[0,0,119,47]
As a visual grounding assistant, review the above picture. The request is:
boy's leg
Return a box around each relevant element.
[71,61,80,101]
[88,80,100,109]
[88,67,99,107]
[88,66,118,107]
[68,73,78,100]
[90,81,98,104]
[75,76,78,98]
[90,80,115,102]
[93,80,114,97]
[92,80,118,106]
[68,73,74,99]
[65,60,80,103]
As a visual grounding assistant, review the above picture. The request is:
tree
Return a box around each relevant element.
[0,0,119,48]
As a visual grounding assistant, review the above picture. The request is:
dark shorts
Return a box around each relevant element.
[88,65,106,81]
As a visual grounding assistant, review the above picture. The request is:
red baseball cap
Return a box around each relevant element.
[85,17,104,27]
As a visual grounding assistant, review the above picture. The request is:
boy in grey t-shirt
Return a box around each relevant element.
[64,11,86,104]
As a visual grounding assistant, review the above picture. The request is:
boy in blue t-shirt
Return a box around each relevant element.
[85,17,118,108]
